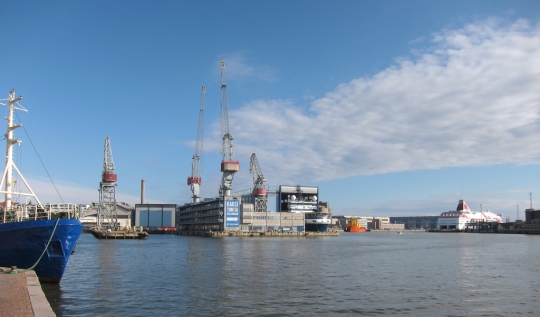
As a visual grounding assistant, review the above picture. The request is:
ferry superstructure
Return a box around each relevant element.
[437,200,502,230]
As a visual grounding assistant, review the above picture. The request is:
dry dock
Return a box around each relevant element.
[0,268,55,317]
[176,230,340,237]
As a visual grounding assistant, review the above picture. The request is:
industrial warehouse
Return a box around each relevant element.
[130,185,334,236]
[175,185,333,236]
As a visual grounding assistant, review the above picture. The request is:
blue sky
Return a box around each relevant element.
[1,1,540,220]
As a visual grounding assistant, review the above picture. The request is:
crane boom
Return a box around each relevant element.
[249,153,267,212]
[220,61,232,161]
[219,61,239,196]
[187,86,205,203]
[102,136,115,177]
[249,153,266,194]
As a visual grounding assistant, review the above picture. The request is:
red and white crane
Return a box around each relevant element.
[219,61,239,196]
[187,86,205,203]
[98,136,118,227]
[250,153,267,212]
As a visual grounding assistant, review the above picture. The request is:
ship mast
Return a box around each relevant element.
[0,89,43,211]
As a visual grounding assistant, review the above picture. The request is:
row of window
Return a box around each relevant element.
[243,225,304,231]
[242,216,304,220]
[179,203,221,213]
[243,216,282,220]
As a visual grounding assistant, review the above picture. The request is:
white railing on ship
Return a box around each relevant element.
[20,203,81,221]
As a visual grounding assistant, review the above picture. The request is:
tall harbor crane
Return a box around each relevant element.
[219,61,239,196]
[249,153,267,212]
[187,86,205,203]
[98,136,118,227]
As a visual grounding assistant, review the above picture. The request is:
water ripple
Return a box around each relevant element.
[42,232,540,316]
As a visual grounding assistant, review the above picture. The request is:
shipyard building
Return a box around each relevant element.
[176,185,332,233]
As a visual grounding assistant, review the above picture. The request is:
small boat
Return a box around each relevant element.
[345,218,367,232]
[0,90,83,283]
[397,231,403,234]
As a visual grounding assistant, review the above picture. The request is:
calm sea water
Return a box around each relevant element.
[42,232,540,316]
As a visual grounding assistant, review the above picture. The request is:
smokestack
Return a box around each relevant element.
[141,179,145,204]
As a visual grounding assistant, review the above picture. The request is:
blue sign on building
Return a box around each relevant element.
[225,199,240,228]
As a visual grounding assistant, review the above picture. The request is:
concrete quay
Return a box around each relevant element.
[0,268,55,317]
[176,230,340,237]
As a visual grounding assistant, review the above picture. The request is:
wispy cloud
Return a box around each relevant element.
[46,18,540,206]
[221,18,540,189]
[217,52,278,82]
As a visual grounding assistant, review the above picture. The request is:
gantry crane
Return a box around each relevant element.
[187,86,205,203]
[98,136,118,228]
[219,61,239,197]
[249,153,267,212]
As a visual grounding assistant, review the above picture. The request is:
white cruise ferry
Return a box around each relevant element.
[437,200,502,230]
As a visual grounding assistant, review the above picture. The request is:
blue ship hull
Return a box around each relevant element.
[0,218,83,283]
[305,223,330,232]
[304,212,331,232]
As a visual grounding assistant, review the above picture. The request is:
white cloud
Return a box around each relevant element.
[223,18,540,187]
